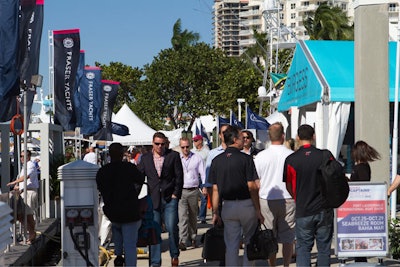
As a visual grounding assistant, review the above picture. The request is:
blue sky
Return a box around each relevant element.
[38,0,214,96]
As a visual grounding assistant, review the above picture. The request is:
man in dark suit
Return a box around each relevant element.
[138,132,183,267]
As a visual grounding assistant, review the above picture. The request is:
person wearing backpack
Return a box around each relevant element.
[283,124,334,267]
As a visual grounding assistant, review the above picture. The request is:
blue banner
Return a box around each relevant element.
[94,80,119,141]
[53,29,80,131]
[19,0,44,123]
[111,121,130,136]
[218,116,229,130]
[74,50,85,127]
[79,67,102,136]
[197,120,211,146]
[246,106,270,130]
[0,0,19,102]
[231,112,243,129]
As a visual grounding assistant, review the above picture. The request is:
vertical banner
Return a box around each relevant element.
[18,0,36,82]
[53,29,80,131]
[74,50,85,127]
[94,80,119,141]
[336,182,388,258]
[79,67,102,136]
[0,0,20,103]
[19,0,44,122]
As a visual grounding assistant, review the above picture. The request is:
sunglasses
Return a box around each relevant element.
[154,142,165,146]
[243,136,250,140]
[181,146,190,149]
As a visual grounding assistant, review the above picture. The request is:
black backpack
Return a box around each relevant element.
[319,149,349,208]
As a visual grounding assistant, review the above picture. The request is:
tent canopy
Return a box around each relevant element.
[112,104,156,145]
[278,40,397,111]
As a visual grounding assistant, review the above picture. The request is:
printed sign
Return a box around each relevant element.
[335,182,388,258]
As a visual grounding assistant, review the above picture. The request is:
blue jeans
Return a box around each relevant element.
[112,220,142,267]
[296,209,334,267]
[151,198,179,266]
[198,193,207,221]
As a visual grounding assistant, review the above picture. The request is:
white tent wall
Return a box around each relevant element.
[290,107,300,139]
[111,104,156,146]
[327,102,351,159]
[160,128,183,149]
[291,102,350,159]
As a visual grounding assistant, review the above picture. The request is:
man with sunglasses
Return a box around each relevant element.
[138,132,183,267]
[178,137,206,251]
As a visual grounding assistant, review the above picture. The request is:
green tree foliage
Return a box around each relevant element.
[303,3,354,40]
[94,61,143,112]
[171,18,200,50]
[134,43,262,130]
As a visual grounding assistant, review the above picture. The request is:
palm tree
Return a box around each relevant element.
[241,28,269,65]
[171,18,200,50]
[303,3,354,40]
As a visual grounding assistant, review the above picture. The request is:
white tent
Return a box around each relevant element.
[160,128,183,149]
[112,104,156,146]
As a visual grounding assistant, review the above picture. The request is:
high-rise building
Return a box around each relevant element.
[213,0,251,57]
[213,0,399,56]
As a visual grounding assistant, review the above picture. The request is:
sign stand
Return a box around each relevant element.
[335,182,388,266]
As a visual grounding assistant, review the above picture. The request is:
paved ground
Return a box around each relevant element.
[102,213,400,267]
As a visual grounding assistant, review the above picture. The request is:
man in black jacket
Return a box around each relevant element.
[138,132,183,267]
[96,142,144,266]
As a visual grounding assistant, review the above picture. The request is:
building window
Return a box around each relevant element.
[291,22,296,28]
[341,4,346,10]
[302,1,309,6]
[291,3,295,9]
[389,3,396,12]
[280,13,284,20]
[291,13,296,19]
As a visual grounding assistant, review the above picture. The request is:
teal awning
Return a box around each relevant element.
[278,40,397,111]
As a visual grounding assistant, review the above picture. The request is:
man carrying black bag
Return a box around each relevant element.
[209,125,264,266]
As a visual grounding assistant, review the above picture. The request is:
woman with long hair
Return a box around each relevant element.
[350,140,381,263]
[350,140,381,181]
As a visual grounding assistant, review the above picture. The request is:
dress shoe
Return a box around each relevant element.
[178,242,187,251]
[114,255,125,266]
[171,257,179,267]
[191,240,197,248]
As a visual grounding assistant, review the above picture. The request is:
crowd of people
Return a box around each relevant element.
[60,122,395,266]
[4,121,395,267]
[92,124,297,266]
[4,120,399,266]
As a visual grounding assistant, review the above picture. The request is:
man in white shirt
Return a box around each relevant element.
[254,122,295,267]
[178,137,206,250]
[83,146,97,164]
[7,150,39,243]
